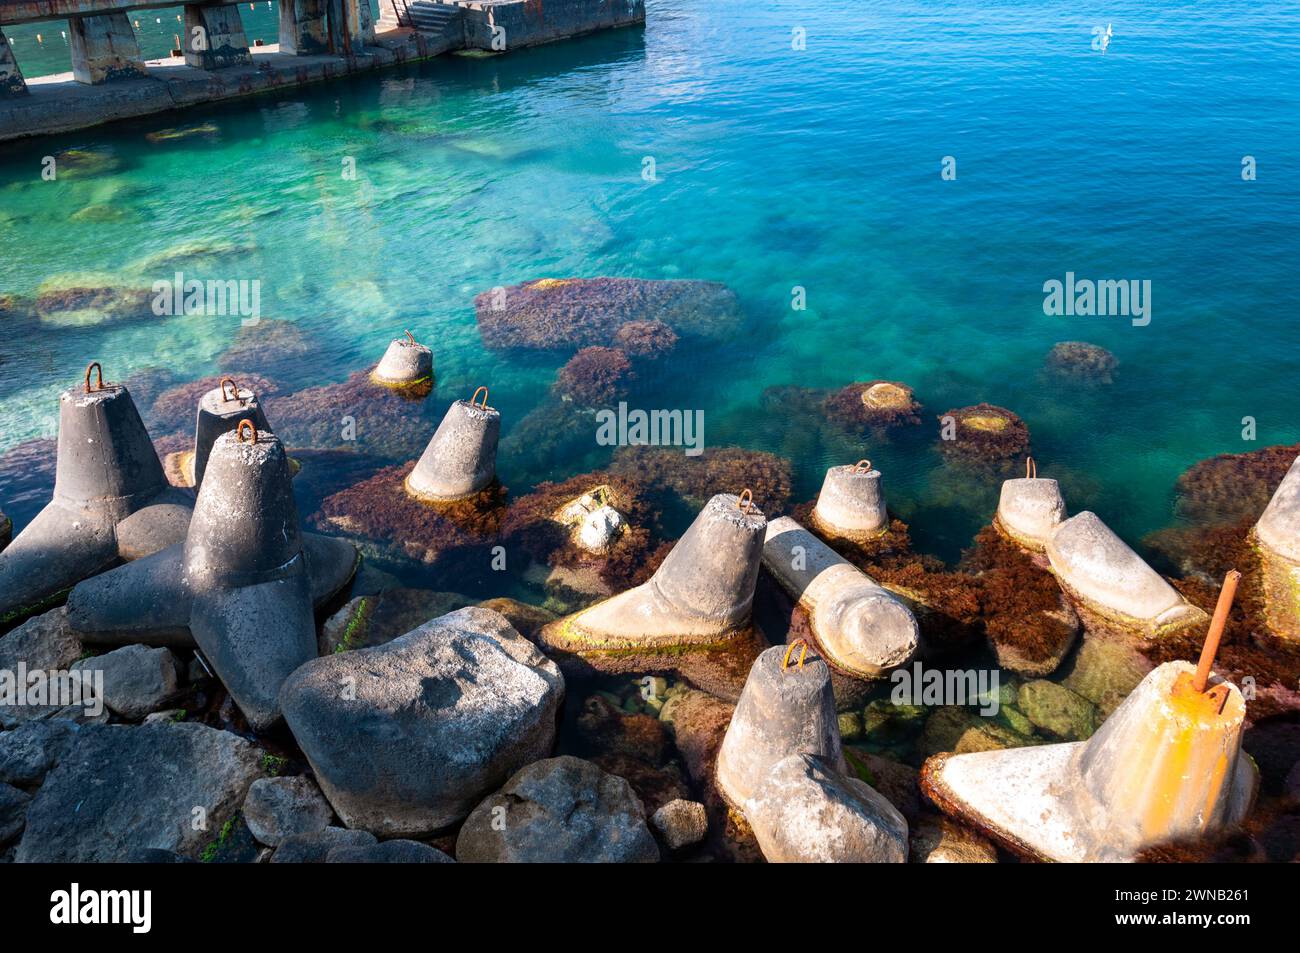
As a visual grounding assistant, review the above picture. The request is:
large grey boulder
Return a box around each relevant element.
[281,607,564,836]
[242,776,334,847]
[14,722,264,862]
[71,644,183,720]
[0,782,30,845]
[326,840,454,863]
[0,607,86,728]
[744,754,909,863]
[271,826,377,863]
[456,756,659,863]
[0,720,79,786]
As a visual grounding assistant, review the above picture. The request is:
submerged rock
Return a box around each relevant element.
[148,373,281,437]
[217,319,322,379]
[824,380,923,434]
[33,272,153,327]
[613,319,679,358]
[1044,341,1118,384]
[937,404,1030,469]
[556,346,635,406]
[456,756,660,863]
[15,722,264,862]
[744,753,908,863]
[1017,680,1099,741]
[610,445,793,515]
[280,607,564,836]
[475,276,742,350]
[266,369,434,460]
[1175,442,1300,524]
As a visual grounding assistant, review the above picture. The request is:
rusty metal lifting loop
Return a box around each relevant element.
[471,386,490,410]
[404,329,417,345]
[854,459,872,473]
[235,419,257,444]
[737,488,754,514]
[84,361,104,393]
[782,638,809,671]
[219,377,242,404]
[1026,457,1037,479]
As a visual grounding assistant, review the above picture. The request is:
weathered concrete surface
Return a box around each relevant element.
[182,3,251,70]
[1045,511,1205,636]
[922,661,1258,862]
[190,380,271,489]
[996,476,1066,551]
[68,11,145,84]
[810,463,889,542]
[1,0,245,26]
[279,0,328,55]
[460,0,645,51]
[1253,454,1300,640]
[761,516,918,678]
[371,335,434,388]
[0,30,453,142]
[406,395,500,501]
[0,27,28,95]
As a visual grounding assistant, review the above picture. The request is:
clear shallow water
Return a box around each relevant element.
[1,0,1298,563]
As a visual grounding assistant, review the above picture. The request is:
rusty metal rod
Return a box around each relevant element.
[1193,569,1241,693]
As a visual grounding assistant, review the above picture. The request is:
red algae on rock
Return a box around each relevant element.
[936,403,1030,470]
[824,380,924,434]
[1174,442,1300,524]
[217,319,323,377]
[610,445,793,515]
[310,462,506,569]
[613,319,679,358]
[265,368,433,460]
[555,347,636,406]
[149,373,281,437]
[474,277,742,350]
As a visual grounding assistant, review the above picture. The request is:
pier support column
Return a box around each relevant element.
[68,12,147,85]
[326,0,375,55]
[279,0,329,55]
[0,28,27,97]
[183,3,253,70]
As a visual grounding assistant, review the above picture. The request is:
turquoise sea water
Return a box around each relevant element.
[1,0,1298,564]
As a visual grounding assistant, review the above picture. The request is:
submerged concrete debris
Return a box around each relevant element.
[0,364,194,626]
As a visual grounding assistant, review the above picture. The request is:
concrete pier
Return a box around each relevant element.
[182,3,252,70]
[279,0,329,55]
[0,27,27,96]
[68,11,146,84]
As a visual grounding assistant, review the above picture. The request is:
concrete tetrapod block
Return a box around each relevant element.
[189,380,271,490]
[1252,454,1300,640]
[370,335,434,392]
[714,644,845,810]
[996,476,1066,551]
[65,429,358,729]
[761,516,919,679]
[921,660,1258,862]
[280,607,564,836]
[810,464,888,543]
[1045,511,1206,636]
[405,395,500,502]
[744,753,908,863]
[538,493,769,698]
[0,376,193,625]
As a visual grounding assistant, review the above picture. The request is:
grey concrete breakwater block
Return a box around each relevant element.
[811,464,888,540]
[715,644,845,810]
[191,380,271,489]
[0,377,193,625]
[371,335,434,387]
[996,476,1066,550]
[405,395,500,501]
[1045,511,1205,633]
[762,516,918,678]
[65,429,358,729]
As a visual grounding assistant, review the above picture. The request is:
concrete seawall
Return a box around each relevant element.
[0,0,646,143]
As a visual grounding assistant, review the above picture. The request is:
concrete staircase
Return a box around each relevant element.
[380,0,465,38]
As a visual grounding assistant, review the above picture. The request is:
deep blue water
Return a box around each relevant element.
[1,0,1298,562]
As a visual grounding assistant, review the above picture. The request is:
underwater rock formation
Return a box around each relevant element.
[217,319,324,381]
[1044,341,1118,384]
[1175,442,1300,525]
[33,273,153,327]
[610,445,793,516]
[475,276,742,350]
[613,319,679,358]
[149,373,281,438]
[266,369,433,461]
[555,346,635,406]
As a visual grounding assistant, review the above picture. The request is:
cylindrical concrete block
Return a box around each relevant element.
[371,335,433,388]
[762,516,918,677]
[715,644,845,809]
[812,464,888,539]
[184,427,300,590]
[53,380,167,516]
[192,380,271,489]
[652,493,766,627]
[1046,511,1202,630]
[996,477,1066,550]
[405,397,500,502]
